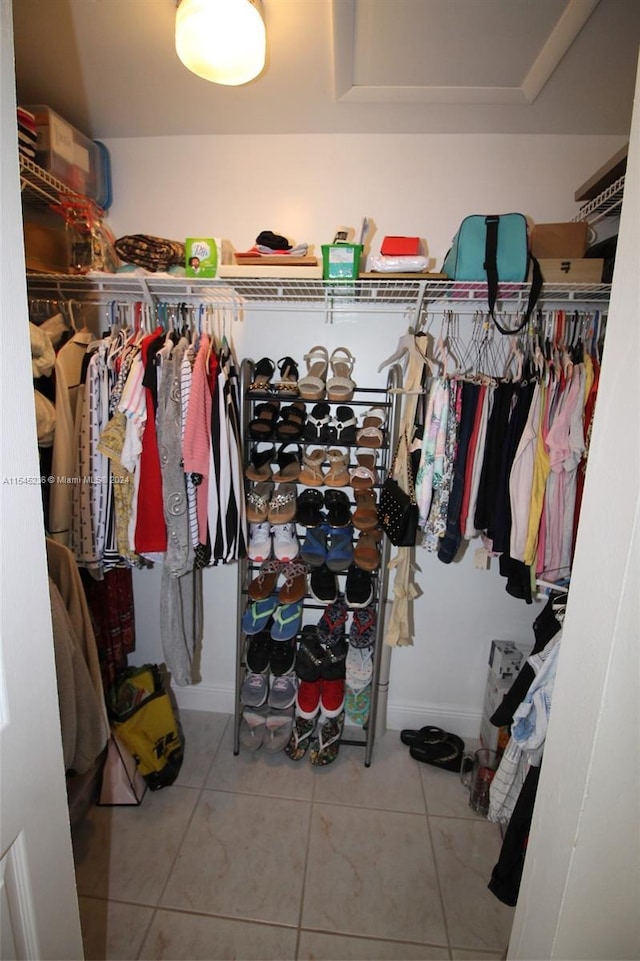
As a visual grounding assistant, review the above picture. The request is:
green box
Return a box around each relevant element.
[186,238,219,278]
[321,243,363,280]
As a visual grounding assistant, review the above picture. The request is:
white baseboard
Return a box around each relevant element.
[385,699,482,741]
[171,681,236,715]
[171,681,483,742]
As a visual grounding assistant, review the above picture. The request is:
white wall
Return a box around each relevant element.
[509,63,640,960]
[104,131,626,736]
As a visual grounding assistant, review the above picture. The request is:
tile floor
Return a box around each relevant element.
[73,711,514,960]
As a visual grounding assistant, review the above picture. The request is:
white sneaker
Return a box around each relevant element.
[248,522,272,562]
[272,522,299,562]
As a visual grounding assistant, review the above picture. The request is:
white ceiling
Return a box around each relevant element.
[11,0,640,139]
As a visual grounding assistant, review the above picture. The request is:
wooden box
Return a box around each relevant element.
[537,258,603,284]
[530,222,589,259]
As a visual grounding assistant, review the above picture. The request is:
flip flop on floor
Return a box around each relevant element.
[409,733,466,773]
[400,725,451,747]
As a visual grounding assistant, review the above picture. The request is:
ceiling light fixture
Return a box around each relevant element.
[175,0,266,86]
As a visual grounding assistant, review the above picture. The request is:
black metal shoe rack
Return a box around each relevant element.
[233,358,403,766]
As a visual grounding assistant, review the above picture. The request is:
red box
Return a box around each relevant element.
[380,236,421,256]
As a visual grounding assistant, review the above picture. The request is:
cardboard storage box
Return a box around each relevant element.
[530,222,589,259]
[489,640,523,679]
[27,104,100,200]
[537,258,604,283]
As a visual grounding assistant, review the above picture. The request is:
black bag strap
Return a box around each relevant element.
[484,216,544,335]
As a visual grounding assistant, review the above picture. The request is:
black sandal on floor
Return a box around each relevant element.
[400,725,449,747]
[409,733,466,772]
[249,357,275,394]
[274,356,299,395]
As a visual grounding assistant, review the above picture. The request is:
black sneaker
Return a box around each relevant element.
[310,564,338,603]
[345,565,373,608]
[246,630,272,674]
[270,637,296,676]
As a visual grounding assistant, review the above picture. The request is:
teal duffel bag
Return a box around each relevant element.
[442,213,542,334]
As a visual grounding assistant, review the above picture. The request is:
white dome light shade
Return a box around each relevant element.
[176,0,266,86]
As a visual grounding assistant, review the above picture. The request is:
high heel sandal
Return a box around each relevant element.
[274,356,299,395]
[248,357,275,394]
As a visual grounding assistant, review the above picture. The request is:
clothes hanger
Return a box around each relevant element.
[377,329,418,372]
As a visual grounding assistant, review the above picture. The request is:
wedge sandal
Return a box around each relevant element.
[298,345,329,400]
[327,347,356,402]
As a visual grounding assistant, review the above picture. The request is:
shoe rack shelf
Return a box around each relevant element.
[233,359,404,766]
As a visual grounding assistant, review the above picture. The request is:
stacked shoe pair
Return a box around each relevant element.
[345,605,377,726]
[400,725,466,772]
[283,606,348,766]
[240,632,297,753]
